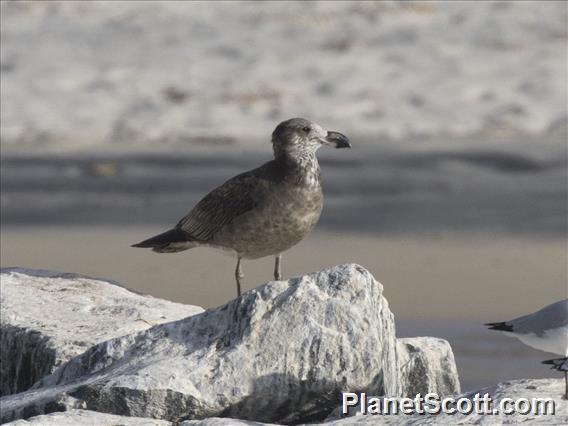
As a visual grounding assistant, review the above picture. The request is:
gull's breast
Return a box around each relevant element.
[212,182,323,259]
[515,327,568,356]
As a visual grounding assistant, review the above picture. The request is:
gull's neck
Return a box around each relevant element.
[275,150,321,188]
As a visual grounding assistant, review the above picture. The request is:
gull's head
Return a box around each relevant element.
[271,118,351,159]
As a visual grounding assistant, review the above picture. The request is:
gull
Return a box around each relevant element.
[132,118,350,297]
[542,357,567,399]
[486,299,568,398]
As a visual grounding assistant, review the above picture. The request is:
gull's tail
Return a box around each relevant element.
[542,357,568,371]
[131,228,196,253]
[484,321,514,332]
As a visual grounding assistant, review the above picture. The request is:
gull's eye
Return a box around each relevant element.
[302,126,310,133]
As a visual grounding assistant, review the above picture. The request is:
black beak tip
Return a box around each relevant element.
[326,131,351,149]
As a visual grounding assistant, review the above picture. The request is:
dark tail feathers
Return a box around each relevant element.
[131,228,190,249]
[542,357,568,371]
[485,321,514,332]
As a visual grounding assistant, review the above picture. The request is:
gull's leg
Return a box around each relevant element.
[235,256,243,297]
[274,254,282,280]
[564,371,567,400]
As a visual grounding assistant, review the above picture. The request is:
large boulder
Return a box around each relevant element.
[397,337,460,398]
[0,264,399,424]
[0,268,203,396]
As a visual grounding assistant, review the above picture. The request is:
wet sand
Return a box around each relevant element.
[2,227,564,319]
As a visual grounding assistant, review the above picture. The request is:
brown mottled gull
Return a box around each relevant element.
[132,118,351,297]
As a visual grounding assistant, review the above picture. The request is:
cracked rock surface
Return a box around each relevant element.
[397,337,461,398]
[0,268,203,396]
[1,264,398,424]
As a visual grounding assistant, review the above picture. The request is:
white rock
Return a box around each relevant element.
[4,409,171,425]
[0,268,203,396]
[326,336,461,420]
[28,379,560,426]
[397,337,461,398]
[0,264,398,424]
[46,380,561,426]
[180,419,274,426]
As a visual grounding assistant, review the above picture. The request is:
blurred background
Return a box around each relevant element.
[1,1,566,391]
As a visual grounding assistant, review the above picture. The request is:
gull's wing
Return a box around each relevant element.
[175,161,278,242]
[509,299,568,335]
[488,299,568,335]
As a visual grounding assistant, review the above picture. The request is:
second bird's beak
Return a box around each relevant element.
[322,131,351,149]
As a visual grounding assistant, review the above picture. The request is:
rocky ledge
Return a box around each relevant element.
[0,268,203,397]
[5,379,567,425]
[1,264,463,424]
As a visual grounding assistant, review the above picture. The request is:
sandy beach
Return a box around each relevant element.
[2,1,566,150]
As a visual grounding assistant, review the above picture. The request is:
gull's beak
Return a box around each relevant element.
[322,131,351,149]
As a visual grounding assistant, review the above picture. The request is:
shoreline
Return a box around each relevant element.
[2,226,565,319]
[1,229,564,392]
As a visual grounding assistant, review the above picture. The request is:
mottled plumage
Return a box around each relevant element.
[133,118,350,297]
